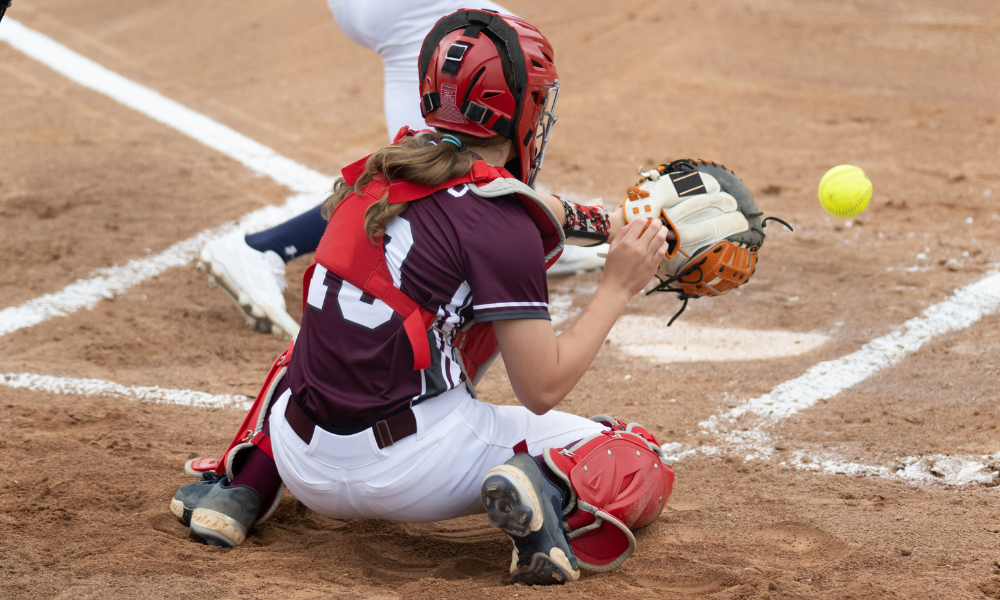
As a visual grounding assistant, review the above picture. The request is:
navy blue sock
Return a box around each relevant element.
[245,203,327,263]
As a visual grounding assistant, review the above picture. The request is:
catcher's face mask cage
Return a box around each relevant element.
[526,81,559,188]
[0,1,11,23]
[418,9,559,186]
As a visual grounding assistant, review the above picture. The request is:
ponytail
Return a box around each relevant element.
[322,130,509,244]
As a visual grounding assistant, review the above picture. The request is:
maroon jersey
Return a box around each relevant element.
[287,184,550,430]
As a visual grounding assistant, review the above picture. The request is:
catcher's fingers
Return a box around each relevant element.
[602,219,668,297]
[635,217,677,242]
[642,220,670,269]
[614,216,645,245]
[651,231,671,268]
[639,218,666,254]
[614,217,666,259]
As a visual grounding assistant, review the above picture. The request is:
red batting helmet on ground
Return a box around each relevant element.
[418,9,560,187]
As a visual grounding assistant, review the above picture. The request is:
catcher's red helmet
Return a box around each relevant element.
[418,9,559,187]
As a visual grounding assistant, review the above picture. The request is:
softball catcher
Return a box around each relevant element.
[171,8,779,585]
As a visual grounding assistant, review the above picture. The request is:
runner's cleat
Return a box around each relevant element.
[546,245,606,277]
[187,480,261,548]
[170,471,227,526]
[197,231,300,339]
[481,453,580,585]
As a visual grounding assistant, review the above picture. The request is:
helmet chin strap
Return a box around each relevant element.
[526,81,560,188]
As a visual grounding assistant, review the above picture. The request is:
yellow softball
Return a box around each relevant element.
[818,165,872,219]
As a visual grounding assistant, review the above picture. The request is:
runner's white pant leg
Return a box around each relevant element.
[269,386,602,522]
[382,56,428,138]
[328,0,513,140]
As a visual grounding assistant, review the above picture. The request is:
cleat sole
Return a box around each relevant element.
[169,497,186,523]
[511,549,577,585]
[189,509,246,548]
[481,465,543,535]
[481,457,580,585]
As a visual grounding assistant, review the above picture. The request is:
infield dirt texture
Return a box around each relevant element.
[2,1,1000,598]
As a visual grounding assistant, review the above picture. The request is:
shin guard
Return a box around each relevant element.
[542,416,674,571]
[215,342,293,526]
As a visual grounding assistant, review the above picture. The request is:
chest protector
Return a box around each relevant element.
[307,129,565,386]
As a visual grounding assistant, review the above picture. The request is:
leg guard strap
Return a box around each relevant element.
[249,431,273,460]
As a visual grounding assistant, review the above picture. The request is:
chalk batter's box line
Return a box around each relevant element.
[1,19,999,487]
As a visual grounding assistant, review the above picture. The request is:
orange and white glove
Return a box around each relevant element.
[618,159,790,317]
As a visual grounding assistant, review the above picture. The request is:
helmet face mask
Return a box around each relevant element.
[419,10,559,187]
[527,81,559,188]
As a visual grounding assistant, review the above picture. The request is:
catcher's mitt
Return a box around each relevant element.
[620,159,791,324]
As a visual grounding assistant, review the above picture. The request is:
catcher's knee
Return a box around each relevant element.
[542,416,674,571]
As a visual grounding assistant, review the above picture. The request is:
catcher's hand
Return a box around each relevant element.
[619,159,791,323]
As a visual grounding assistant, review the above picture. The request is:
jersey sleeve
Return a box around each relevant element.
[462,198,550,323]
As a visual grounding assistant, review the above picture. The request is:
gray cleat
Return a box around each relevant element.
[170,471,226,526]
[185,479,261,548]
[480,453,580,585]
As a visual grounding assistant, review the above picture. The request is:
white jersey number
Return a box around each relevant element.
[308,217,416,331]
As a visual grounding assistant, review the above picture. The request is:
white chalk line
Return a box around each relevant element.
[660,269,1000,487]
[0,19,329,195]
[1,19,996,488]
[711,270,1000,424]
[785,450,1000,487]
[662,443,1000,487]
[0,192,318,338]
[0,372,250,410]
[0,19,334,338]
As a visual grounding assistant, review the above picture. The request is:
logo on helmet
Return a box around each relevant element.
[436,84,468,124]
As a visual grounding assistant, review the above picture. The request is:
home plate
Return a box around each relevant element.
[606,315,829,363]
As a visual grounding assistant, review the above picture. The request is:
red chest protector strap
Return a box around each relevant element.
[311,154,514,371]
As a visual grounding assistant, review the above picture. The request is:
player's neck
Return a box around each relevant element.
[468,140,515,167]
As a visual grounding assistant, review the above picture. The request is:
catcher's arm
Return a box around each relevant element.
[536,191,671,246]
[495,218,670,414]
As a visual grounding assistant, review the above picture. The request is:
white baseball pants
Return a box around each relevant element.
[269,385,604,522]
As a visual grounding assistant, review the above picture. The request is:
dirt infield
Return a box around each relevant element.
[2,1,1000,598]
